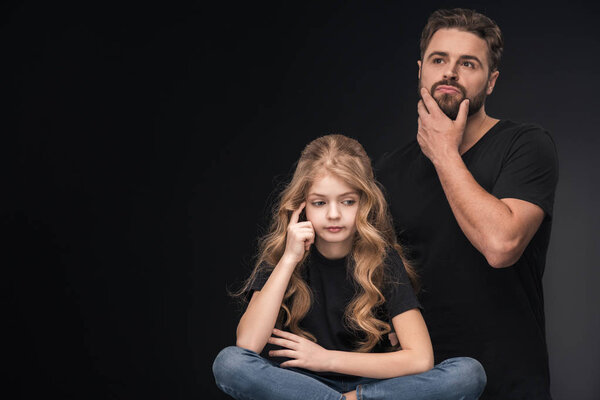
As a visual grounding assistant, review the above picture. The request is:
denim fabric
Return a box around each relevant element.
[357,357,487,400]
[212,346,486,400]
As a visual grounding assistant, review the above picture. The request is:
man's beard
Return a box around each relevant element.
[418,78,487,120]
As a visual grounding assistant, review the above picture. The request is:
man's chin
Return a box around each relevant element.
[437,101,462,120]
[432,94,462,119]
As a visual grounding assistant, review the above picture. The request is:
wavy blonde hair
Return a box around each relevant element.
[238,134,418,352]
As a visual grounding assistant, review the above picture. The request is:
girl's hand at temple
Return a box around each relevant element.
[268,329,332,372]
[281,202,315,265]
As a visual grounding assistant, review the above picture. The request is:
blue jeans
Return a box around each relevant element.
[212,346,486,400]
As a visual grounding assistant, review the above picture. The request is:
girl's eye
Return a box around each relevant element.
[342,200,356,206]
[312,201,325,207]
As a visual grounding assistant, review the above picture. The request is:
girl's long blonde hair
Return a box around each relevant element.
[238,134,417,352]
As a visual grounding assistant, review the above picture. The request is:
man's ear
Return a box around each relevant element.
[487,70,500,95]
[417,60,422,79]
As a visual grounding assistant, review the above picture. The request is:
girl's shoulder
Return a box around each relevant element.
[382,247,405,270]
[380,248,408,281]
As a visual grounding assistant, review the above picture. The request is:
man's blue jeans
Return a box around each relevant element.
[212,346,486,400]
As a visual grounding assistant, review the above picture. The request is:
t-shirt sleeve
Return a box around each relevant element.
[382,250,422,320]
[491,126,559,218]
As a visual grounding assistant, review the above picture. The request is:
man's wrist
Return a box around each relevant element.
[432,146,463,165]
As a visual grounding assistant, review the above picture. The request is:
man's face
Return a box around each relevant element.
[418,28,499,120]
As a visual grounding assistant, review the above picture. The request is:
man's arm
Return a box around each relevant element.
[430,152,544,268]
[416,88,545,268]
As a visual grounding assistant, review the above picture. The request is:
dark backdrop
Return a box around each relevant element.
[4,1,599,399]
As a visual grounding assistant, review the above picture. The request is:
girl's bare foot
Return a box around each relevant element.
[343,389,357,400]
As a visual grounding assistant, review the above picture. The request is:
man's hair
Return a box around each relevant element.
[419,8,504,72]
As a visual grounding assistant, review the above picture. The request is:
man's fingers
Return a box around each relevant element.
[455,98,469,127]
[289,202,306,225]
[420,87,439,114]
[417,99,429,117]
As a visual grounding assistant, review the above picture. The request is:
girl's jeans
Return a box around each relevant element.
[212,346,486,400]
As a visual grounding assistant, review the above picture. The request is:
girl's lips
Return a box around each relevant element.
[326,227,343,232]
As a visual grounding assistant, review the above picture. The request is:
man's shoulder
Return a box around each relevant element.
[374,139,420,174]
[493,119,554,143]
[488,120,557,162]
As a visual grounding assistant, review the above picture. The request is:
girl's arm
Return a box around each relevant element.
[236,203,314,354]
[268,308,434,379]
[236,257,298,353]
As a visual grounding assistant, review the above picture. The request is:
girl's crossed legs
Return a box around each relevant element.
[213,346,486,400]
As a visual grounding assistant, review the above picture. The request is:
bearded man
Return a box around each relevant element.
[376,8,558,400]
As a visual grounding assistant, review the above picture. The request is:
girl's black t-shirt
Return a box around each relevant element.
[249,247,420,377]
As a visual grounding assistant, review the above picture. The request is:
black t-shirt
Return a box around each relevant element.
[375,120,558,400]
[249,246,420,378]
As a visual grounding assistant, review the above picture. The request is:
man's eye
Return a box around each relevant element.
[432,58,444,64]
[462,61,475,68]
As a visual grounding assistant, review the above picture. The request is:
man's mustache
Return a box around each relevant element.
[430,80,467,97]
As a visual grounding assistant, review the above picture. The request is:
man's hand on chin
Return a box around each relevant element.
[416,87,468,165]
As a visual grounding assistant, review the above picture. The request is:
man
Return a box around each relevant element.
[376,8,558,399]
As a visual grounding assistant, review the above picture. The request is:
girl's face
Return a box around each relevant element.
[305,173,360,258]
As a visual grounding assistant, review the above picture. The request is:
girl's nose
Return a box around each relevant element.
[327,204,341,219]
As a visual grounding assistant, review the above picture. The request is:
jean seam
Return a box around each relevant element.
[218,382,257,400]
[357,384,362,400]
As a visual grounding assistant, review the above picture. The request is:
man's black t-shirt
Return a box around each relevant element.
[249,246,421,379]
[375,120,559,399]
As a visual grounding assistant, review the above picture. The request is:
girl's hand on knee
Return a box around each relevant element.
[268,328,331,372]
[281,203,315,265]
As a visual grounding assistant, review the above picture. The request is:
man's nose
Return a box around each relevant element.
[443,64,458,80]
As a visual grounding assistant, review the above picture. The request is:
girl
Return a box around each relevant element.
[213,134,486,400]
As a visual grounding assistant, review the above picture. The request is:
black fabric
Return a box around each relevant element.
[374,120,558,400]
[249,246,420,378]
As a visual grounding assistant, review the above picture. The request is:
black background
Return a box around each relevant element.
[4,1,599,399]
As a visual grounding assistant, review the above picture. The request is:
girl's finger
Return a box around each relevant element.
[297,231,315,241]
[272,328,301,342]
[268,349,296,358]
[295,221,313,228]
[289,202,306,225]
[279,360,301,368]
[267,337,298,350]
[289,227,313,237]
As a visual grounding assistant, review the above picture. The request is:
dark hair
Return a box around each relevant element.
[419,8,504,72]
